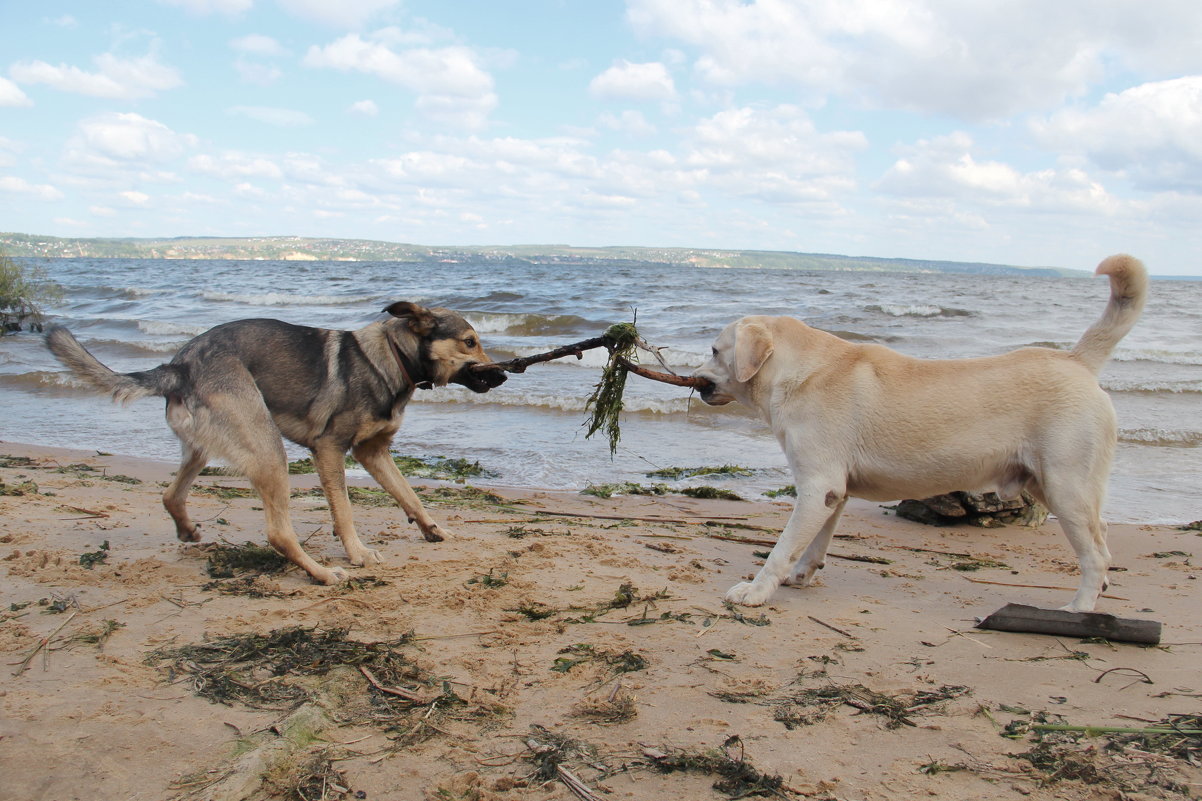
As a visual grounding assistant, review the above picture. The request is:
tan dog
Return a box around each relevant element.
[46,302,506,584]
[693,255,1147,612]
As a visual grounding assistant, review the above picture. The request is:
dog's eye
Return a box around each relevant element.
[464,337,478,349]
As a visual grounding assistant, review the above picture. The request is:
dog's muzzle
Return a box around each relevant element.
[453,363,507,393]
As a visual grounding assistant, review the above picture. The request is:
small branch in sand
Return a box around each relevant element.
[11,611,78,675]
[58,505,110,519]
[962,575,1128,600]
[521,508,747,525]
[358,665,433,703]
[808,616,856,639]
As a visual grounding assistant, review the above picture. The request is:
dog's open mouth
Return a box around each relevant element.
[453,363,507,393]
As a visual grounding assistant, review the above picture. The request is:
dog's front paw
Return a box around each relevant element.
[312,565,350,585]
[349,547,383,567]
[725,580,772,607]
[421,523,452,543]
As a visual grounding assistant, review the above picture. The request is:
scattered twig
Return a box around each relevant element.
[358,664,432,703]
[10,611,78,675]
[1032,723,1202,736]
[556,764,606,801]
[808,616,856,639]
[58,505,110,519]
[1093,667,1154,686]
[412,631,498,641]
[519,508,745,524]
[962,575,1128,600]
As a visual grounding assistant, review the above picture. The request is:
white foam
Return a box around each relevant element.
[202,291,377,306]
[137,320,210,337]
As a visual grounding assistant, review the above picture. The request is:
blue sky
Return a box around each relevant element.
[2,1,1202,275]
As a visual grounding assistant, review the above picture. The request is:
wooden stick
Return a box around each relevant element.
[975,603,1161,645]
[474,336,609,374]
[468,333,714,390]
[615,357,711,389]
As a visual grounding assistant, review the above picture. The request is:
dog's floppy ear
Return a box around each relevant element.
[734,321,774,383]
[384,301,436,336]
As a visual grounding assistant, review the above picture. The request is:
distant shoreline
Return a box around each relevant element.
[0,231,1086,277]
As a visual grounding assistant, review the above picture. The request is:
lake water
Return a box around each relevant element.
[1,257,1198,525]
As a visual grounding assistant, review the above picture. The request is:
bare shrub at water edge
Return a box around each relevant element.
[0,250,61,334]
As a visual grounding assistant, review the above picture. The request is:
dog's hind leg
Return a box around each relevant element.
[1038,480,1110,612]
[353,434,451,543]
[727,482,847,606]
[163,444,208,542]
[201,381,347,585]
[312,440,382,567]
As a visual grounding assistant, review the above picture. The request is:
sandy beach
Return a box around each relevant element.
[2,441,1199,801]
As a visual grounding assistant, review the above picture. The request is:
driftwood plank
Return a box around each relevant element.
[975,603,1161,645]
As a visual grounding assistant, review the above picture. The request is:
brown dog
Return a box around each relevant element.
[46,302,505,584]
[693,255,1147,612]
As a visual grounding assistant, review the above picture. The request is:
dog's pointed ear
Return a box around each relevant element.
[734,321,773,383]
[384,301,436,336]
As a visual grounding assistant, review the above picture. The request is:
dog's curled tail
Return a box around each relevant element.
[1070,254,1148,374]
[45,325,184,404]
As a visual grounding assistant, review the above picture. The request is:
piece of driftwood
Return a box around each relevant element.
[975,602,1161,645]
[470,333,712,389]
[481,336,609,374]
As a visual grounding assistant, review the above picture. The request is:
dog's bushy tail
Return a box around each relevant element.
[45,326,184,404]
[1070,254,1148,374]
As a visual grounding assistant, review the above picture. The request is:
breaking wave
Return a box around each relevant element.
[865,303,974,318]
[201,291,378,307]
[466,312,597,337]
[1119,428,1202,448]
[138,320,210,337]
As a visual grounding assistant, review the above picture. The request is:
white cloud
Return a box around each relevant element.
[119,190,151,206]
[877,132,1118,213]
[278,0,399,29]
[11,52,182,100]
[45,14,78,27]
[68,113,198,163]
[599,110,657,136]
[589,60,676,102]
[1033,76,1202,192]
[230,34,287,56]
[0,77,32,107]
[227,105,315,127]
[626,0,1202,120]
[305,35,497,129]
[234,59,284,85]
[89,205,117,217]
[680,105,867,203]
[189,152,284,180]
[157,0,252,15]
[230,35,287,85]
[0,175,64,201]
[348,99,380,116]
